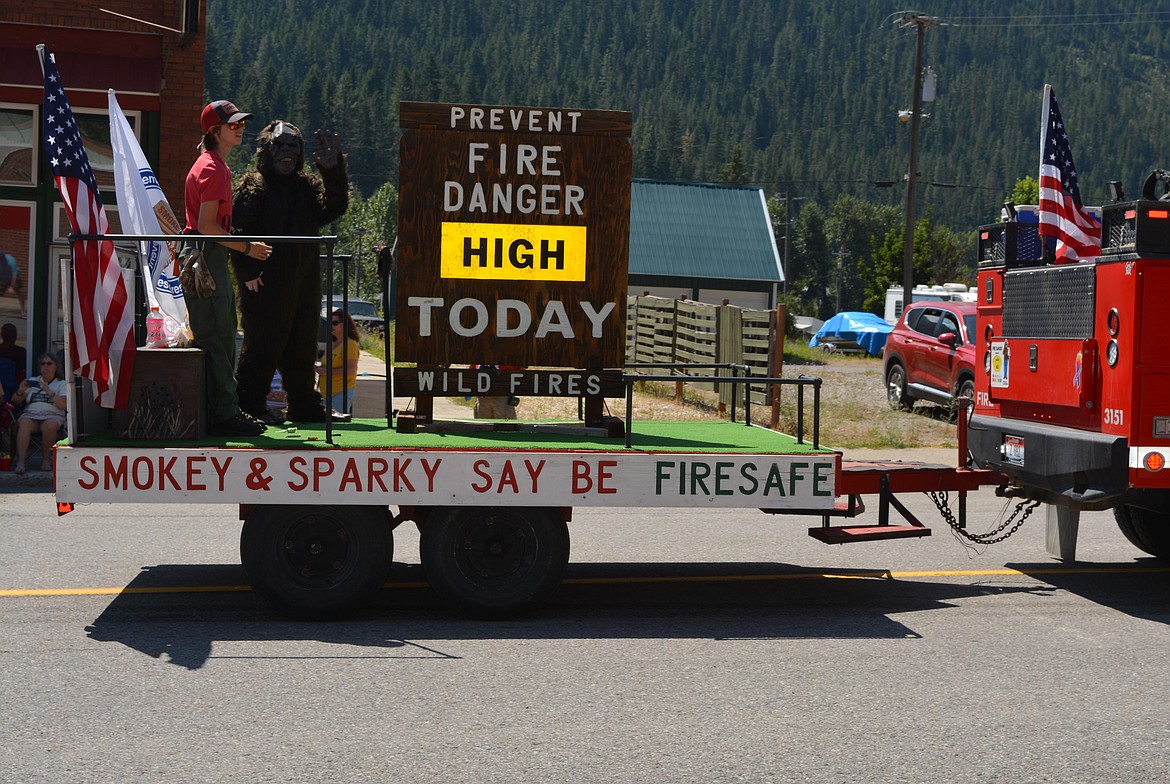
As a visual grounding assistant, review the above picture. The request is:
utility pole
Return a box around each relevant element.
[896,12,940,317]
[784,192,792,294]
[835,245,850,314]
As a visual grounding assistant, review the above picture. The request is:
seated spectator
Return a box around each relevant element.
[10,353,67,474]
[316,309,359,414]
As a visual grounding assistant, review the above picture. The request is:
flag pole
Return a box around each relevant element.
[60,256,77,445]
[37,44,79,443]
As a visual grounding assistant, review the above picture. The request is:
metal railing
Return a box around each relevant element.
[69,232,350,443]
[621,362,821,449]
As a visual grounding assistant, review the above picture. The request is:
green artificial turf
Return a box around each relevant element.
[73,418,832,455]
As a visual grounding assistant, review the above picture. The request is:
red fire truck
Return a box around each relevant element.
[969,175,1170,560]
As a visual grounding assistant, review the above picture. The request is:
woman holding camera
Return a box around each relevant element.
[10,352,67,474]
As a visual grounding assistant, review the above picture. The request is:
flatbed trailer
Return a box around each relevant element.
[53,394,1008,618]
[45,97,1011,619]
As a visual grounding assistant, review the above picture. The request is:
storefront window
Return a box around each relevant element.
[71,109,136,192]
[0,202,34,367]
[0,105,37,186]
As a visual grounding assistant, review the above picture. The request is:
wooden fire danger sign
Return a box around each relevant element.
[395,101,632,368]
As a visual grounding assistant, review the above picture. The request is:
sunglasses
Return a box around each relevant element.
[225,120,246,131]
[331,320,341,326]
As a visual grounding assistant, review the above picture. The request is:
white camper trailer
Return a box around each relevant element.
[883,283,976,325]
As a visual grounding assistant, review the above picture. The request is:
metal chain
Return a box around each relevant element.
[928,491,1040,545]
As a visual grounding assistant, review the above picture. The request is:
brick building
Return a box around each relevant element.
[0,2,205,365]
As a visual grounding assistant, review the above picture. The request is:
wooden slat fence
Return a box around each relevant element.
[624,294,787,423]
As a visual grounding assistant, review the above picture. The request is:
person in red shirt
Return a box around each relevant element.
[183,100,273,436]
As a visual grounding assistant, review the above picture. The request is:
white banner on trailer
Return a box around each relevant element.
[55,447,838,509]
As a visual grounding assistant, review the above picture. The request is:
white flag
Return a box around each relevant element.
[108,89,189,332]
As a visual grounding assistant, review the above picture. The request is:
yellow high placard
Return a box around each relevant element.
[440,222,587,282]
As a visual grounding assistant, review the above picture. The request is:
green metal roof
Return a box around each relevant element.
[629,179,783,283]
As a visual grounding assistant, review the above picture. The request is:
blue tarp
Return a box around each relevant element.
[808,311,893,357]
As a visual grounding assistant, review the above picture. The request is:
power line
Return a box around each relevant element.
[946,10,1170,26]
[889,8,1170,29]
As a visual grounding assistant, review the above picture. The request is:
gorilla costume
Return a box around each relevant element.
[232,120,349,422]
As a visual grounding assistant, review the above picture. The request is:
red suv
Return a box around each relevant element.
[883,301,976,413]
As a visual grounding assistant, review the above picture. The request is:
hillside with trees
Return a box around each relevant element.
[205,1,1170,316]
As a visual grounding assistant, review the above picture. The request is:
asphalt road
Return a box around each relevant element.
[3,486,1170,783]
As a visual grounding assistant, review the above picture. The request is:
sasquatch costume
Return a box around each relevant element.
[231,120,349,422]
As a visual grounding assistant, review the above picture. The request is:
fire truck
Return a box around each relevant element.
[969,174,1170,561]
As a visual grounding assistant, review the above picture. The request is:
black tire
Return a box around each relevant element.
[886,363,914,411]
[240,504,393,618]
[1114,504,1170,559]
[420,506,570,619]
[949,376,976,421]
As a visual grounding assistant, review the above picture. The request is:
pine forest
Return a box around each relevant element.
[205,0,1170,316]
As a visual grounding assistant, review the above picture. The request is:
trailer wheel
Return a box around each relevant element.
[240,505,393,618]
[420,506,570,619]
[886,363,914,410]
[1114,505,1170,559]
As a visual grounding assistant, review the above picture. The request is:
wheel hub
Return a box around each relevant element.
[281,515,349,577]
[459,517,531,578]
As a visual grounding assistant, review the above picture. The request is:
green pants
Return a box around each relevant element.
[185,242,240,424]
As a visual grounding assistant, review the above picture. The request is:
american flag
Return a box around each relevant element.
[39,47,135,407]
[1038,85,1100,262]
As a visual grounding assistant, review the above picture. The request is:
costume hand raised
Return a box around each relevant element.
[313,130,344,171]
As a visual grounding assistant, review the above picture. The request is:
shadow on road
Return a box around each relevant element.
[84,560,1050,669]
[1009,559,1170,627]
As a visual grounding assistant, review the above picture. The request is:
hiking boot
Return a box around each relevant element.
[251,408,287,426]
[287,406,329,423]
[288,406,350,424]
[209,412,266,436]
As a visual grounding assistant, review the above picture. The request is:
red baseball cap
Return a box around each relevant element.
[200,100,253,133]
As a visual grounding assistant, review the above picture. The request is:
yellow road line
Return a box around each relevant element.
[0,585,254,597]
[2,565,1167,598]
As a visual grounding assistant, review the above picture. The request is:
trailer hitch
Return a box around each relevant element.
[930,492,1039,545]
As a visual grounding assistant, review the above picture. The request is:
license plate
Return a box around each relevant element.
[1004,434,1024,466]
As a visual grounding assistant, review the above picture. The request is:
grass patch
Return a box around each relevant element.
[783,339,829,366]
[358,323,392,362]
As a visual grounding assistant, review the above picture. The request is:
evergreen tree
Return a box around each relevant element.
[825,195,900,312]
[792,202,832,319]
[720,146,748,185]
